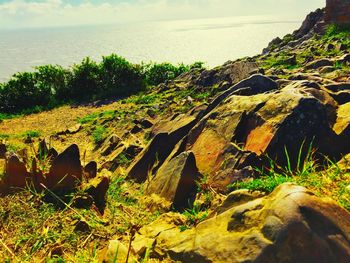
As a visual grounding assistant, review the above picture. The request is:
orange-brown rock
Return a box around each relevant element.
[146,151,200,210]
[46,144,82,190]
[326,0,350,24]
[133,184,350,263]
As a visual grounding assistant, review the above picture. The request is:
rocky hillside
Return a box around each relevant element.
[0,7,350,263]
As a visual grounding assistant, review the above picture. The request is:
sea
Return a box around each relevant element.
[0,15,302,82]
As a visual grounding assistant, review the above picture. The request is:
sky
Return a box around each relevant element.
[0,0,325,29]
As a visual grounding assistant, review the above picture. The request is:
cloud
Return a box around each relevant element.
[0,0,325,29]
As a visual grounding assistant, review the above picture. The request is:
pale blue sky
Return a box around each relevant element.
[0,0,325,29]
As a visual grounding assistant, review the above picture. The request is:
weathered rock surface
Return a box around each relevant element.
[134,184,350,263]
[326,0,350,24]
[47,144,82,190]
[99,240,136,263]
[146,151,200,210]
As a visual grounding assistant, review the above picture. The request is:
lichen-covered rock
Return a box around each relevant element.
[136,184,350,263]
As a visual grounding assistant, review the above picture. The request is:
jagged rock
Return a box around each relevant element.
[2,155,31,191]
[147,151,200,210]
[85,174,110,213]
[305,58,334,70]
[99,240,136,263]
[100,134,121,156]
[127,113,198,183]
[161,80,343,189]
[46,144,82,190]
[0,143,7,159]
[320,66,335,74]
[325,0,350,24]
[137,184,350,263]
[84,161,97,179]
[47,147,59,160]
[56,124,82,136]
[102,143,143,172]
[134,118,153,129]
[337,54,350,64]
[333,102,350,135]
[132,212,187,257]
[194,61,259,87]
[325,82,350,92]
[130,124,142,134]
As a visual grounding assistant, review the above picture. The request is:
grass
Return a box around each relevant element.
[229,147,350,211]
[0,175,160,262]
[92,125,108,145]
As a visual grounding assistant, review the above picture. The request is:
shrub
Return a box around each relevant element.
[143,61,204,86]
[68,57,101,101]
[100,54,145,97]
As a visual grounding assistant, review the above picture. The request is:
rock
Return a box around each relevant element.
[102,144,143,172]
[67,123,81,134]
[147,151,200,211]
[84,161,97,179]
[100,134,121,156]
[46,144,82,190]
[47,147,58,160]
[72,194,94,209]
[85,174,110,213]
[325,0,350,24]
[179,81,339,180]
[132,212,187,257]
[56,124,82,136]
[336,153,350,171]
[204,74,278,114]
[2,155,31,192]
[329,90,350,104]
[0,143,7,159]
[139,184,350,263]
[99,240,135,263]
[194,61,259,87]
[130,125,142,134]
[134,118,153,129]
[74,220,90,233]
[127,113,198,183]
[319,66,335,74]
[333,102,350,135]
[305,58,334,70]
[325,82,350,92]
[337,54,350,64]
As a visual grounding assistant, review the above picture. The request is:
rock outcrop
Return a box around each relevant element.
[132,184,350,263]
[325,0,350,24]
[146,151,200,210]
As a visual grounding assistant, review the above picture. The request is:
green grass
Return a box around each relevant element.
[92,125,108,145]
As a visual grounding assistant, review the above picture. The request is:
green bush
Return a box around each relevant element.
[0,54,204,114]
[100,54,145,97]
[143,61,204,86]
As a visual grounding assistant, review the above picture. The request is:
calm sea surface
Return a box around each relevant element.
[0,16,301,82]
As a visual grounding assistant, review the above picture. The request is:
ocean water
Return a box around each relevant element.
[0,16,301,82]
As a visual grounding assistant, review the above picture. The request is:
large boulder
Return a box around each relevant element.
[182,81,340,181]
[146,151,200,211]
[134,184,350,263]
